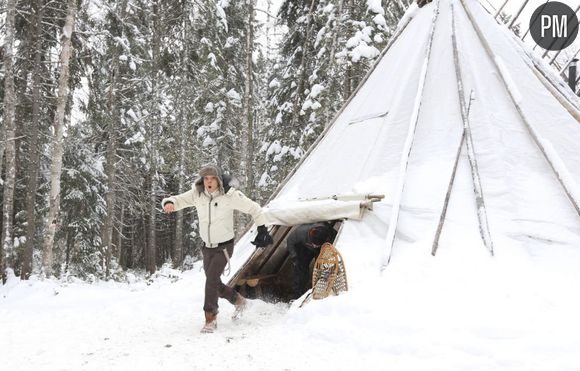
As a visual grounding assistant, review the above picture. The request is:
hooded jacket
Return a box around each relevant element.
[161,165,266,247]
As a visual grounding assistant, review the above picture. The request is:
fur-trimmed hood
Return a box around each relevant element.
[194,164,240,194]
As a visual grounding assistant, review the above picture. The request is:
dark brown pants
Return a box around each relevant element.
[202,242,237,314]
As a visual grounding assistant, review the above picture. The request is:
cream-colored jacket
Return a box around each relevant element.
[162,187,266,247]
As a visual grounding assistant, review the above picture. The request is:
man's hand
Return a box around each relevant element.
[163,203,175,213]
[252,225,273,247]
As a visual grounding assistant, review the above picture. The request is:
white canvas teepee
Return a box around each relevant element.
[225,0,580,291]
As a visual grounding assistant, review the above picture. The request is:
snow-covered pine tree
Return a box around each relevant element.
[101,0,128,278]
[259,0,320,197]
[71,0,135,277]
[334,0,401,98]
[193,0,251,175]
[1,0,18,280]
[162,0,203,268]
[68,0,149,276]
[261,0,404,198]
[121,0,172,274]
[243,0,256,200]
[58,130,107,278]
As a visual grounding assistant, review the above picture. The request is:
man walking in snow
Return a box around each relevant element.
[286,222,337,300]
[162,164,273,333]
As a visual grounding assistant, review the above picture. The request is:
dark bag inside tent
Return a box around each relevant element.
[227,221,342,303]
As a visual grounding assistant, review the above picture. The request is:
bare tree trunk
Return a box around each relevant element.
[116,203,125,265]
[102,67,118,278]
[22,0,45,280]
[1,0,18,280]
[173,0,192,269]
[147,95,159,270]
[42,0,77,277]
[345,0,355,97]
[147,177,157,274]
[243,0,255,197]
[146,1,161,275]
[174,208,184,267]
[174,118,185,268]
[265,0,273,61]
[64,228,74,271]
[102,94,118,278]
[128,219,136,269]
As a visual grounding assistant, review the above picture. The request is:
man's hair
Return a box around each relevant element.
[308,226,329,246]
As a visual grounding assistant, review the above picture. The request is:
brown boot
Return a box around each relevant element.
[200,311,217,333]
[232,293,247,320]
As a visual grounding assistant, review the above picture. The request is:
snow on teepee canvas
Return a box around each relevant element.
[225,0,580,303]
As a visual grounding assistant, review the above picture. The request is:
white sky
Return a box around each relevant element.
[479,0,580,70]
[482,0,579,34]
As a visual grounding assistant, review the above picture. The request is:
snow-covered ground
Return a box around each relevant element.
[2,245,580,371]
